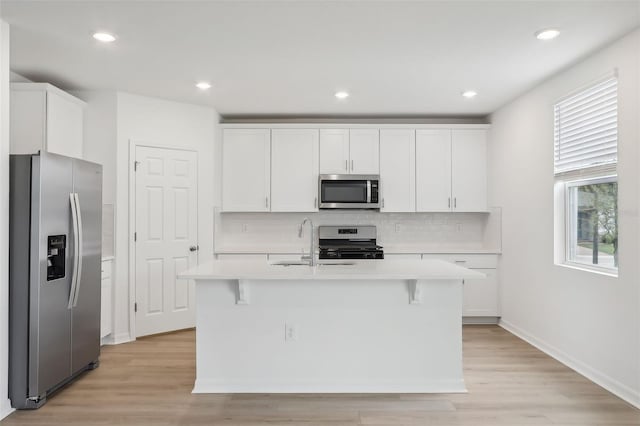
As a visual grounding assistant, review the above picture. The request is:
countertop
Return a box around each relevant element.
[179,258,485,281]
[214,245,501,255]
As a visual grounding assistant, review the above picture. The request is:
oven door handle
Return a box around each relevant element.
[366,180,371,203]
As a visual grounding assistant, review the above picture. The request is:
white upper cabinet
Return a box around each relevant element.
[380,129,415,212]
[222,129,271,212]
[271,129,319,212]
[416,128,487,212]
[11,83,85,159]
[451,129,487,212]
[221,125,487,213]
[349,129,379,174]
[319,129,350,174]
[319,128,379,174]
[416,129,452,212]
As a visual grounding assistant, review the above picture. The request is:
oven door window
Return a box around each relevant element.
[321,181,368,203]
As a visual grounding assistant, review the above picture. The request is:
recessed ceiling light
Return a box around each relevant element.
[462,90,477,99]
[535,29,560,41]
[196,82,212,90]
[93,32,116,43]
[335,91,349,99]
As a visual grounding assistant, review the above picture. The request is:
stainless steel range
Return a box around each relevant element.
[318,225,384,260]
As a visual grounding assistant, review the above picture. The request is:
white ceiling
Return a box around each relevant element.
[1,1,639,117]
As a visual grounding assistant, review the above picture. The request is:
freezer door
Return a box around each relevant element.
[29,154,74,398]
[71,159,102,373]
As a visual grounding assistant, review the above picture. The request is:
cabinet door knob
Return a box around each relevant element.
[189,245,199,252]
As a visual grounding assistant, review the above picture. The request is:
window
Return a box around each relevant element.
[555,74,618,274]
[566,177,618,269]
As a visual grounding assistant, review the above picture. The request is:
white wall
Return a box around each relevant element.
[114,93,218,341]
[0,19,13,421]
[72,91,118,259]
[488,30,640,407]
[72,91,117,205]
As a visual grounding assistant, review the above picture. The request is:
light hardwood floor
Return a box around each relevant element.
[2,326,638,425]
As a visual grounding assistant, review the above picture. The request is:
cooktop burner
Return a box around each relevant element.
[318,225,384,260]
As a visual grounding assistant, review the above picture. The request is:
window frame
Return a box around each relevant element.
[562,174,618,276]
[553,72,619,277]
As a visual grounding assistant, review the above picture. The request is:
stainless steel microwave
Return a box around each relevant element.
[318,174,380,209]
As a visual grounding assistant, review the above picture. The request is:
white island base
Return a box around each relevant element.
[180,259,483,394]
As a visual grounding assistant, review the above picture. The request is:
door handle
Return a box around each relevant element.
[345,160,348,172]
[351,159,354,171]
[189,245,200,252]
[73,193,83,308]
[68,193,80,309]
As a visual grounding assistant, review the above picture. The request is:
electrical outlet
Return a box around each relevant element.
[395,223,401,233]
[285,323,298,342]
[456,223,463,232]
[242,223,248,233]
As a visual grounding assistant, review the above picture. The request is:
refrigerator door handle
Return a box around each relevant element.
[72,193,83,308]
[68,193,80,309]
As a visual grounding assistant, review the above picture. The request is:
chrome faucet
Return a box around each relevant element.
[299,217,316,266]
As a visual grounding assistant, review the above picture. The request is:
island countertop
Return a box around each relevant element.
[179,258,484,281]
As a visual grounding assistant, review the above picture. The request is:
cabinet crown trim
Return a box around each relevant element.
[220,123,490,130]
[11,82,87,107]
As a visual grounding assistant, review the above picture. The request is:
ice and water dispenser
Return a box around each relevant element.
[47,235,66,281]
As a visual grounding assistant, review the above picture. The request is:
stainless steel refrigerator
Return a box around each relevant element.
[9,152,102,409]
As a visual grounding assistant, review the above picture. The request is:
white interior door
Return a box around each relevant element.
[135,145,198,337]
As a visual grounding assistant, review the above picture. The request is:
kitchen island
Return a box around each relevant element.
[179,259,483,393]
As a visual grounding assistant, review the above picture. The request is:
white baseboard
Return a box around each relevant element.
[1,398,14,421]
[193,379,467,394]
[102,332,134,345]
[463,316,500,325]
[500,319,640,409]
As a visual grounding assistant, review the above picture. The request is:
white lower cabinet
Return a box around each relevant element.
[216,254,269,261]
[422,254,499,321]
[384,253,422,260]
[100,259,113,340]
[462,269,498,317]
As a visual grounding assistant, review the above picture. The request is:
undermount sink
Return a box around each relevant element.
[270,261,311,266]
[269,260,356,267]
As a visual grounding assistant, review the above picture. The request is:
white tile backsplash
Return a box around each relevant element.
[215,208,501,254]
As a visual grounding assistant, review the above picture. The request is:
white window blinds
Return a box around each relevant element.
[554,76,618,175]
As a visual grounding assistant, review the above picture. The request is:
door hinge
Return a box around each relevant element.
[134,302,137,313]
[134,161,141,171]
[134,232,137,242]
